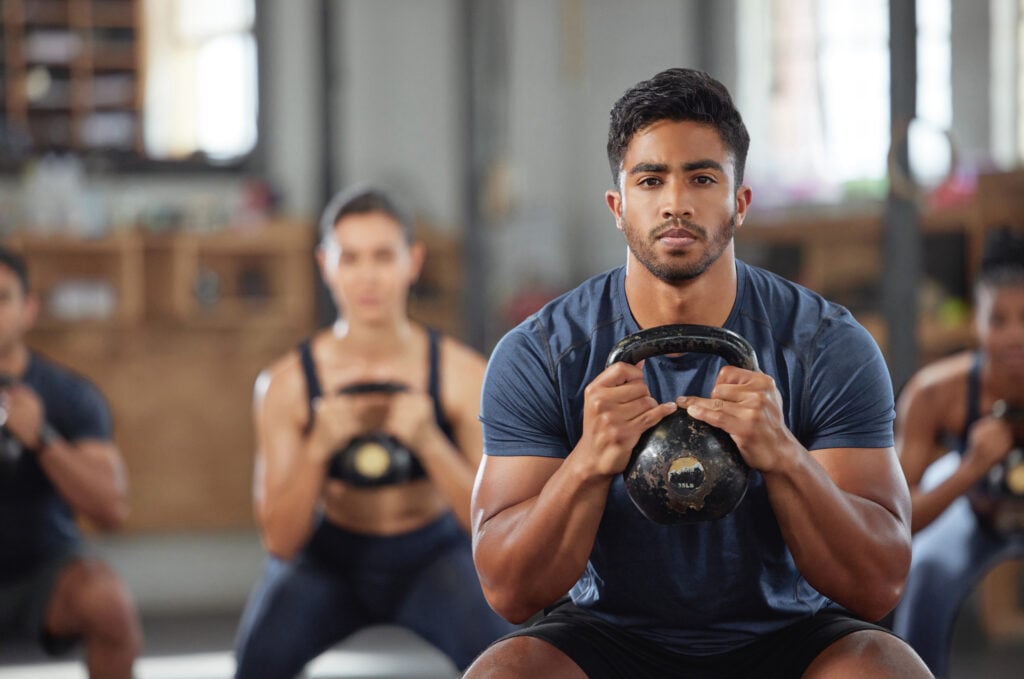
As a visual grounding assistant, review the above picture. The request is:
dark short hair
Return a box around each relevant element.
[606,67,750,186]
[318,184,414,246]
[978,225,1024,290]
[0,246,30,295]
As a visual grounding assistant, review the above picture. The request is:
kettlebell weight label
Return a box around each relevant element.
[668,456,705,490]
[352,441,392,479]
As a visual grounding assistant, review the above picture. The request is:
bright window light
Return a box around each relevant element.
[143,0,258,163]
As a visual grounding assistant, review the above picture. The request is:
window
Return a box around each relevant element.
[736,0,951,207]
[142,0,258,164]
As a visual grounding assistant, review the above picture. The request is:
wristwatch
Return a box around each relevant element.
[37,421,60,450]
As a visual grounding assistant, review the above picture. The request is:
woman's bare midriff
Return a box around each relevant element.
[322,478,450,536]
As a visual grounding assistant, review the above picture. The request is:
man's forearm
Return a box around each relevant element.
[474,457,612,623]
[763,448,911,621]
[38,439,129,529]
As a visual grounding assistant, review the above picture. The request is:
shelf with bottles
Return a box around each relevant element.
[1,0,141,154]
[3,219,318,332]
[3,227,144,326]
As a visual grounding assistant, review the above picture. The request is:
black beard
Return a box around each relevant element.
[624,213,736,282]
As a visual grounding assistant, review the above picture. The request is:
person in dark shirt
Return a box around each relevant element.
[464,67,931,679]
[0,246,141,678]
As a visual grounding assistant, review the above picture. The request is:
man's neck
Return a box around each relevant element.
[624,255,738,329]
[0,343,30,378]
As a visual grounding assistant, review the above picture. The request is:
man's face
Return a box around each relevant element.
[607,119,748,282]
[0,266,32,352]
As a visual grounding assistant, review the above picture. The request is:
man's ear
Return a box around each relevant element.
[21,293,39,331]
[605,189,624,231]
[734,184,752,228]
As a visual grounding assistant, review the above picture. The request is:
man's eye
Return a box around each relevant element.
[639,177,661,187]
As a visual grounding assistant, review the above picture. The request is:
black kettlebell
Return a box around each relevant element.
[0,374,21,477]
[328,381,417,487]
[606,324,759,524]
[990,400,1024,498]
[969,399,1024,534]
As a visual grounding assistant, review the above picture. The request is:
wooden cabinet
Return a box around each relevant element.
[1,0,142,154]
[409,223,464,338]
[145,223,316,329]
[4,221,317,531]
[5,227,144,325]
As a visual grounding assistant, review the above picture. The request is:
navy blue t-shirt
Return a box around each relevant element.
[0,352,112,581]
[480,260,894,655]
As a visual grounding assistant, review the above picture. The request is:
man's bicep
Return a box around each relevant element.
[472,453,563,528]
[812,446,911,523]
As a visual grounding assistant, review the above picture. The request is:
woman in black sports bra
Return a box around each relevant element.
[233,185,515,679]
[892,226,1024,677]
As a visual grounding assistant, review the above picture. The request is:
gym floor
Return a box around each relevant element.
[1,602,1023,679]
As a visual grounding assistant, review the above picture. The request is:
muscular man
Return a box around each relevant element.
[892,226,1024,677]
[233,185,515,678]
[465,68,931,678]
[0,246,141,678]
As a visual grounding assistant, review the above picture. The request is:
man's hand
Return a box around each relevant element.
[0,382,47,450]
[578,361,678,477]
[676,366,798,473]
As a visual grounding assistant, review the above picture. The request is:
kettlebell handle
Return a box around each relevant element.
[337,381,408,396]
[606,324,759,372]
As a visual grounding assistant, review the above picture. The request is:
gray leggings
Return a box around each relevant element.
[233,513,515,678]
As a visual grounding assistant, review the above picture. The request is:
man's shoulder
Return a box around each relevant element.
[740,260,832,306]
[737,261,860,336]
[501,267,628,362]
[26,351,100,394]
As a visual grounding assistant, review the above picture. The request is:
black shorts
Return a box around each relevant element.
[0,548,84,656]
[505,600,897,679]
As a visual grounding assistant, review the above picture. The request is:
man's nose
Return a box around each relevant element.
[661,184,694,221]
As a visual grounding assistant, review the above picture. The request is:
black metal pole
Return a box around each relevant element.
[459,0,487,352]
[883,0,920,394]
[316,0,338,326]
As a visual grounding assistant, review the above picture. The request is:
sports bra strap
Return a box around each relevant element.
[956,351,984,454]
[298,339,322,434]
[427,327,449,435]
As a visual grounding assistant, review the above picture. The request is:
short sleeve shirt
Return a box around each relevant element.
[479,260,894,655]
[0,352,113,581]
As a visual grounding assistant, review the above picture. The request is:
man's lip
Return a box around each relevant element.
[658,227,698,240]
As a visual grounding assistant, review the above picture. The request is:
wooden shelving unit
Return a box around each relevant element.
[144,221,316,329]
[3,221,318,532]
[1,0,142,154]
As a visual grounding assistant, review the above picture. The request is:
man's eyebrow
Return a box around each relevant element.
[683,159,726,173]
[627,159,726,176]
[627,162,668,176]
